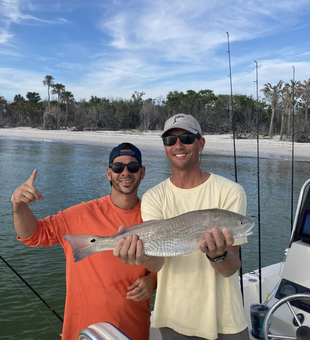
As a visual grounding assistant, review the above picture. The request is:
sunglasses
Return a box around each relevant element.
[162,133,201,147]
[109,162,141,174]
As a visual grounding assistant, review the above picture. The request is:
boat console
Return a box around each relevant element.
[263,179,310,339]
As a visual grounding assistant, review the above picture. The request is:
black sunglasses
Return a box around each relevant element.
[109,162,141,174]
[162,133,201,147]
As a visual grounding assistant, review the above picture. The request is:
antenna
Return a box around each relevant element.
[291,66,295,231]
[255,61,262,304]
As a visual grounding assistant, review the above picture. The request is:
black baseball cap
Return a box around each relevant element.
[109,142,142,165]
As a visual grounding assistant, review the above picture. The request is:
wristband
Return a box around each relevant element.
[206,251,228,263]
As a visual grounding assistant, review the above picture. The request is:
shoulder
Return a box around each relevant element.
[143,179,170,199]
[62,196,109,215]
[141,179,170,220]
[209,173,245,194]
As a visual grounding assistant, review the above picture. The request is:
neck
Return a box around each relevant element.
[109,191,139,210]
[170,169,209,189]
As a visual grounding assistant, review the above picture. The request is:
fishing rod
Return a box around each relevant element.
[226,32,238,183]
[291,66,295,232]
[0,255,64,323]
[254,61,262,304]
[226,32,244,301]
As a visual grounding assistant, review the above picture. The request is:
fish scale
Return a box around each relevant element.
[64,209,255,262]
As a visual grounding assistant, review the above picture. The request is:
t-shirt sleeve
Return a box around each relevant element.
[141,186,164,222]
[18,218,60,247]
[17,203,87,248]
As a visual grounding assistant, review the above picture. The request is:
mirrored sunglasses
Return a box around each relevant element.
[109,162,141,174]
[162,133,201,147]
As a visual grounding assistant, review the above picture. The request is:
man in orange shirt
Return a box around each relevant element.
[11,142,157,340]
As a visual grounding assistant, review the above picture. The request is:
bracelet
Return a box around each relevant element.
[206,251,228,263]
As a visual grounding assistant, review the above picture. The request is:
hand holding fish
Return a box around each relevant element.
[200,227,234,258]
[113,233,150,266]
[126,274,157,302]
[113,225,165,272]
[200,227,242,277]
[11,169,44,205]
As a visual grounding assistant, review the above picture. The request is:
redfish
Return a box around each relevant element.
[64,208,254,262]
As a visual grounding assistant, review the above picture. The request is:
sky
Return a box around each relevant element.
[0,0,310,103]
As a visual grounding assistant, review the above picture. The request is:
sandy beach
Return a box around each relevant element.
[0,127,309,161]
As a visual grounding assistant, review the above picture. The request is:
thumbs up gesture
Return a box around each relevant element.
[11,169,44,205]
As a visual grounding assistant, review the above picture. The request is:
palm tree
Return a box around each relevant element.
[14,94,25,104]
[61,91,75,127]
[260,81,283,138]
[279,82,292,140]
[51,83,65,128]
[297,79,310,124]
[42,75,55,111]
[283,80,299,135]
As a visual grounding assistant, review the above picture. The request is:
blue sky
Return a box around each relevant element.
[1,0,310,103]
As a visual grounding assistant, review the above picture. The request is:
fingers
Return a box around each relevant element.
[113,235,138,264]
[200,227,233,256]
[126,278,152,302]
[126,285,149,301]
[113,238,125,257]
[113,235,149,266]
[11,169,43,205]
[118,225,126,233]
[122,235,139,264]
[26,169,38,186]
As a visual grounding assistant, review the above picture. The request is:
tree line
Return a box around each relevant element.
[0,75,309,142]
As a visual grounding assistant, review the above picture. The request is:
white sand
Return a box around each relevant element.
[0,127,309,161]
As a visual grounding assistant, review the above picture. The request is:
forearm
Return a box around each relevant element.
[143,256,165,273]
[208,247,241,278]
[12,202,38,239]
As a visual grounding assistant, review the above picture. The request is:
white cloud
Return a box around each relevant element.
[1,0,310,102]
[0,30,14,44]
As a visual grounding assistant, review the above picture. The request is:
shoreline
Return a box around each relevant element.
[1,127,310,161]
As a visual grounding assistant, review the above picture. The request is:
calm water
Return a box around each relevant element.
[1,136,310,340]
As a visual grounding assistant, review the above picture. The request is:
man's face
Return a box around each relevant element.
[107,155,145,195]
[163,128,205,170]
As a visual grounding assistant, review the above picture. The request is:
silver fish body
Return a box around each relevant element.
[64,208,254,262]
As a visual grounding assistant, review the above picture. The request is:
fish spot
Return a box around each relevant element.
[90,238,96,243]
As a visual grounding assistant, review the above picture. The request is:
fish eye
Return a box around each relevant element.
[238,221,244,225]
[90,238,96,243]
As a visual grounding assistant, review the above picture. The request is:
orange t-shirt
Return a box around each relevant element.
[19,196,153,340]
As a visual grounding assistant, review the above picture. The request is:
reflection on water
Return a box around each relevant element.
[0,137,309,339]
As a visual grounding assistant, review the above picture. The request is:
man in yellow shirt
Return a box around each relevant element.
[114,115,249,340]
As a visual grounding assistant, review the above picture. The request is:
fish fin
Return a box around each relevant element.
[63,234,100,262]
[116,220,159,235]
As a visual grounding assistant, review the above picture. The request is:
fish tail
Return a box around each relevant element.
[63,234,102,262]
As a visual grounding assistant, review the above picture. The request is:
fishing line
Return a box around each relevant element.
[0,255,64,325]
[1,267,62,337]
[0,259,62,337]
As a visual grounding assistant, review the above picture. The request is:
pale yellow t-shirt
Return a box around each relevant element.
[141,173,248,339]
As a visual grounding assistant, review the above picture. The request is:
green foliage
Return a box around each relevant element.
[26,92,41,104]
[2,76,309,141]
